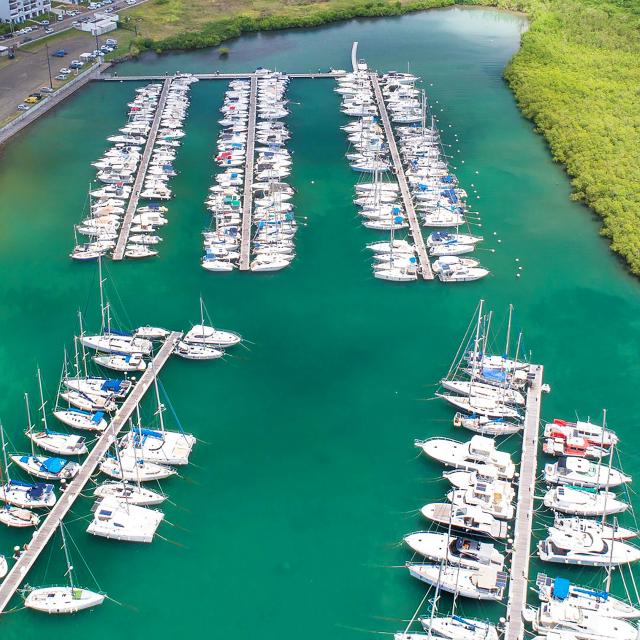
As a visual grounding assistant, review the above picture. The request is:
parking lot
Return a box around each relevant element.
[0,32,108,126]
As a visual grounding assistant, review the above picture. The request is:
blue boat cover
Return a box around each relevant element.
[41,457,68,474]
[101,379,123,392]
[91,412,105,424]
[553,577,570,600]
[27,482,52,498]
[431,231,451,241]
[452,616,475,630]
[482,368,508,383]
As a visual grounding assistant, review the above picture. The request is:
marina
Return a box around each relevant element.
[112,78,173,261]
[0,331,182,613]
[1,9,639,640]
[239,75,257,271]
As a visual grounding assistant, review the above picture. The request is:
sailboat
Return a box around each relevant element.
[119,378,195,466]
[26,372,88,457]
[24,524,105,614]
[0,424,56,509]
[99,438,176,482]
[183,297,241,348]
[80,258,153,356]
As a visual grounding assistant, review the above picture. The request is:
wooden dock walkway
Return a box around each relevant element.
[504,364,544,640]
[239,74,257,271]
[0,331,183,614]
[112,77,172,261]
[369,74,434,280]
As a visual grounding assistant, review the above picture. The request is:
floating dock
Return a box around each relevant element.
[369,74,434,281]
[98,72,345,82]
[0,331,183,614]
[504,364,544,640]
[112,77,173,261]
[239,74,257,271]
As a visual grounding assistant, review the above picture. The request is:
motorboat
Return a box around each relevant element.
[545,420,618,448]
[552,515,637,541]
[538,527,640,566]
[415,435,515,479]
[544,457,630,489]
[420,503,508,539]
[446,475,515,520]
[403,532,505,570]
[543,436,609,460]
[543,486,628,516]
[406,563,508,601]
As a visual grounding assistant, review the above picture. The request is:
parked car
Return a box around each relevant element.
[72,21,81,27]
[105,38,117,46]
[40,86,54,93]
[20,37,33,43]
[57,15,64,21]
[55,73,68,80]
[24,96,39,104]
[59,67,71,74]
[126,0,136,5]
[17,103,30,111]
[41,19,49,25]
[44,27,53,33]
[51,49,67,57]
[103,7,113,12]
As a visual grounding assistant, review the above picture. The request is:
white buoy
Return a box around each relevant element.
[517,273,521,278]
[515,258,520,262]
[497,239,502,243]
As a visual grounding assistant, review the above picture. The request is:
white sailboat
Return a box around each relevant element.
[183,297,241,348]
[24,524,105,614]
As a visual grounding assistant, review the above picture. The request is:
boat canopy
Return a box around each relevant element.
[27,482,53,498]
[39,457,69,474]
[552,577,570,600]
[91,412,105,424]
[101,379,124,392]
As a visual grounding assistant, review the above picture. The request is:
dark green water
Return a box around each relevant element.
[1,6,639,639]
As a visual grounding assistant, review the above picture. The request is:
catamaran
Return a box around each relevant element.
[87,496,164,543]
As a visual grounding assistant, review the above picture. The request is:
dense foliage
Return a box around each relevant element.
[126,0,640,273]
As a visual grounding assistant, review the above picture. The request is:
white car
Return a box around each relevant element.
[59,67,71,74]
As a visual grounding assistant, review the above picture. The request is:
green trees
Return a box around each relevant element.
[501,0,640,273]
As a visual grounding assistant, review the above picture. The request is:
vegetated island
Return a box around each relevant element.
[116,0,640,273]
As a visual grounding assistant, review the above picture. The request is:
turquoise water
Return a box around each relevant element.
[1,6,639,639]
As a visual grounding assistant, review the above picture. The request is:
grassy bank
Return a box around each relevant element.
[116,0,640,274]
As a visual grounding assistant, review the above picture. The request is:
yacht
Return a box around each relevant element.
[538,527,640,566]
[446,476,515,520]
[545,420,618,448]
[25,587,105,615]
[552,515,637,540]
[184,324,241,348]
[420,503,509,538]
[93,353,147,373]
[415,435,515,480]
[543,486,628,516]
[174,341,224,360]
[53,408,108,432]
[407,563,508,601]
[544,457,630,488]
[440,379,525,406]
[403,532,505,570]
[436,393,522,419]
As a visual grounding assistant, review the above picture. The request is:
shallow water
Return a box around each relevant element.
[0,6,638,640]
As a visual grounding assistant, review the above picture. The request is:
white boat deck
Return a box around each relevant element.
[0,331,183,614]
[112,77,173,261]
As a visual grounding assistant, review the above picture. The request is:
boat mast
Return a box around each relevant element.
[98,255,105,333]
[153,367,165,434]
[37,368,49,433]
[0,421,11,498]
[24,393,34,437]
[505,303,513,358]
[199,295,205,341]
[469,299,484,398]
[60,524,75,591]
[605,515,617,593]
[601,410,614,525]
[514,331,523,364]
[483,310,493,357]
